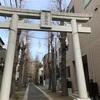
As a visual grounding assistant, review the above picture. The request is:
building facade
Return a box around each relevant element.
[38,67,43,84]
[43,53,50,87]
[0,38,6,89]
[66,0,100,97]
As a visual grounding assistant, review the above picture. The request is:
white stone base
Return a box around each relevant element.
[68,88,72,94]
[43,81,45,86]
[74,98,91,100]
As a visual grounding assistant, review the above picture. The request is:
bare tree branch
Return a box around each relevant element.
[10,0,12,7]
[15,0,18,8]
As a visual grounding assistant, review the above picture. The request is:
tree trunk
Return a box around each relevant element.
[10,31,20,98]
[51,47,56,92]
[59,20,68,96]
[61,40,67,96]
[48,67,52,90]
[18,43,25,91]
[48,39,52,90]
[48,62,52,90]
[23,59,28,86]
[35,69,39,84]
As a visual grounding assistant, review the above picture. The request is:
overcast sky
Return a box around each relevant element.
[0,0,71,61]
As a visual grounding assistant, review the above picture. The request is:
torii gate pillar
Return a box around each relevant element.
[71,19,91,100]
[0,14,19,100]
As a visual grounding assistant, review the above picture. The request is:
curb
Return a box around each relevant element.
[23,84,29,100]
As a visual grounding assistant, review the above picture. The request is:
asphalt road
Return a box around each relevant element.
[27,84,49,100]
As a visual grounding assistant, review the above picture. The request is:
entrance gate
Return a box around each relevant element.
[0,6,92,100]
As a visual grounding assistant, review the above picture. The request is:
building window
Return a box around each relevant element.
[66,66,70,78]
[70,6,74,13]
[83,0,91,8]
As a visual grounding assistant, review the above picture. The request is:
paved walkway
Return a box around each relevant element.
[36,85,75,100]
[23,83,49,100]
[23,83,75,100]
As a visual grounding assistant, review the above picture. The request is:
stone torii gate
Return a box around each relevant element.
[0,6,92,100]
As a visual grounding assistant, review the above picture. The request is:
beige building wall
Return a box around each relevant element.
[38,67,43,84]
[66,0,100,94]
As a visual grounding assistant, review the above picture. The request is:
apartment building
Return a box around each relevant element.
[38,67,43,84]
[66,0,100,96]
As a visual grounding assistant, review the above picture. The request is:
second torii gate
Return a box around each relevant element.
[0,6,92,100]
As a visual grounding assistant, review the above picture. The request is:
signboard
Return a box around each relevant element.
[40,11,52,29]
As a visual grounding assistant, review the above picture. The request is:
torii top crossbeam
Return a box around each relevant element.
[0,6,92,33]
[0,6,92,22]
